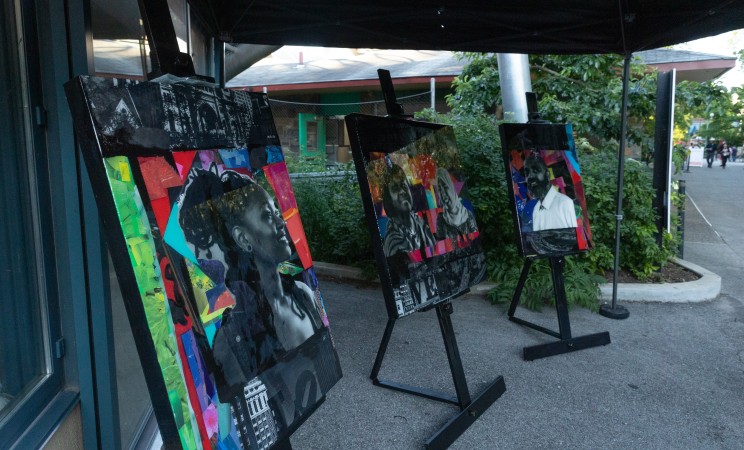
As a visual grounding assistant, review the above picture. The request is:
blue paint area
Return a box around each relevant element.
[303,267,319,290]
[378,217,389,238]
[426,189,437,209]
[204,323,217,347]
[218,148,250,169]
[564,124,581,175]
[266,145,284,164]
[163,203,198,264]
[206,284,227,311]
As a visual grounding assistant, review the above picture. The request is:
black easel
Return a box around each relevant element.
[137,0,216,84]
[371,301,506,449]
[369,70,506,450]
[507,257,610,361]
[506,94,610,361]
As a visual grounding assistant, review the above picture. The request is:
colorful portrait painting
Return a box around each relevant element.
[346,114,486,318]
[499,123,593,257]
[66,76,341,450]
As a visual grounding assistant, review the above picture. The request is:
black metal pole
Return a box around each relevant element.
[507,258,532,317]
[435,302,471,410]
[600,54,631,320]
[549,257,573,339]
[678,180,686,258]
[370,318,396,381]
[137,0,197,79]
[214,40,226,88]
[684,151,691,173]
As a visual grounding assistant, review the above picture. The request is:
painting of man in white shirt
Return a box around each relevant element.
[523,154,577,231]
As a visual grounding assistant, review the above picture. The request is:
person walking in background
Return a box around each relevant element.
[719,141,730,169]
[704,139,716,168]
[731,145,737,162]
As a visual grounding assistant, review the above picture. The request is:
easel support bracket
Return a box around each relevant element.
[508,256,610,360]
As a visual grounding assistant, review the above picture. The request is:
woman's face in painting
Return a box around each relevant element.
[235,187,292,265]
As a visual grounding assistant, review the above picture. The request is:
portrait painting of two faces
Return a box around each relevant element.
[500,123,593,258]
[346,114,486,318]
[66,77,341,450]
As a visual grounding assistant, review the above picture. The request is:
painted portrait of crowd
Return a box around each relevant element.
[66,76,341,450]
[346,114,486,318]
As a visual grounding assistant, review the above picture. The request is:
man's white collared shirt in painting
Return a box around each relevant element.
[532,186,577,231]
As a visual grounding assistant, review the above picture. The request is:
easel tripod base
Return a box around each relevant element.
[509,257,611,361]
[370,302,505,450]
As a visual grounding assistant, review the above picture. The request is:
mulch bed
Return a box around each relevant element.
[604,260,700,284]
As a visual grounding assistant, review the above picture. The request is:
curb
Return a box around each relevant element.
[598,257,721,303]
[314,257,721,304]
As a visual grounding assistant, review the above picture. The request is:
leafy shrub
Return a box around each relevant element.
[291,111,677,310]
[580,144,678,279]
[487,257,604,312]
[284,152,333,173]
[672,143,687,174]
[292,168,376,277]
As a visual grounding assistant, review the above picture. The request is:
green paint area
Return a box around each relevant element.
[105,156,200,450]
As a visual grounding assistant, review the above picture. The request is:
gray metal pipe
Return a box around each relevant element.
[496,53,532,123]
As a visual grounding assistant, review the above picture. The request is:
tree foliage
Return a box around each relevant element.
[448,52,743,149]
[693,85,744,146]
[447,53,656,148]
[293,51,743,312]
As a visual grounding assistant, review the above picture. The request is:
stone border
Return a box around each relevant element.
[314,257,721,304]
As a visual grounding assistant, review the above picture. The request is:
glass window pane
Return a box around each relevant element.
[91,0,148,78]
[167,0,189,53]
[190,12,212,77]
[0,0,49,420]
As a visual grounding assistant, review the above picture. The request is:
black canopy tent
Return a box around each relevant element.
[186,1,744,55]
[144,1,744,316]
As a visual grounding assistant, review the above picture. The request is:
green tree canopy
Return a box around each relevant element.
[447,52,742,150]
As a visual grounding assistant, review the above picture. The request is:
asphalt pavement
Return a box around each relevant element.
[291,161,744,449]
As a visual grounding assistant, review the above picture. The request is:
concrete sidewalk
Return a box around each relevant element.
[291,164,744,449]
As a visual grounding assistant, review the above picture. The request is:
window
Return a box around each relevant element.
[0,0,64,440]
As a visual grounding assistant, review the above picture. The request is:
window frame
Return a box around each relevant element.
[0,0,66,441]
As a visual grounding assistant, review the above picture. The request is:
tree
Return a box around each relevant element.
[447,53,656,149]
[447,52,744,152]
[674,81,742,145]
[693,85,744,146]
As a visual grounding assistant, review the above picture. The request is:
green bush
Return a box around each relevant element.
[284,153,330,173]
[291,111,677,310]
[580,145,678,279]
[486,257,604,312]
[292,168,376,277]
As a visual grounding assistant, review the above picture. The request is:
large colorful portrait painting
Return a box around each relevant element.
[499,123,593,257]
[66,77,341,450]
[346,114,486,318]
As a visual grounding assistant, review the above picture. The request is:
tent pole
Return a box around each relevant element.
[496,53,532,122]
[600,54,631,320]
